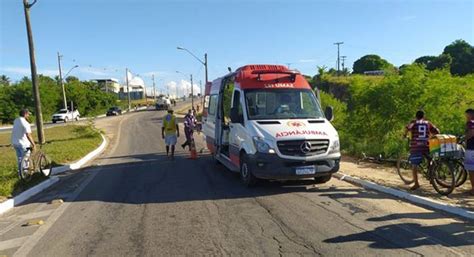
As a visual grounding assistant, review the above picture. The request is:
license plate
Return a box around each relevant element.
[296,166,316,175]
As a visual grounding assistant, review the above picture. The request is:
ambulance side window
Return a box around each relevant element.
[208,95,218,115]
[231,90,243,124]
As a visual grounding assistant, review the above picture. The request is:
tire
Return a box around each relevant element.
[397,155,414,185]
[64,117,68,123]
[52,120,56,124]
[75,116,79,121]
[453,160,468,187]
[314,175,332,184]
[240,154,258,187]
[19,154,33,182]
[430,160,456,196]
[39,154,53,177]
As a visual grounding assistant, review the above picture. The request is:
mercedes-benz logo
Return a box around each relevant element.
[300,141,312,154]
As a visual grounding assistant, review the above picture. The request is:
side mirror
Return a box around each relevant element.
[230,107,243,124]
[325,106,334,122]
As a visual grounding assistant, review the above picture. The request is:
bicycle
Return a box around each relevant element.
[19,146,53,182]
[396,138,458,196]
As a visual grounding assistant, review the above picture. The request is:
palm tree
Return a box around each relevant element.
[0,75,10,86]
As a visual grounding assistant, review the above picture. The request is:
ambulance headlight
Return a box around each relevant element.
[329,139,340,154]
[253,137,274,154]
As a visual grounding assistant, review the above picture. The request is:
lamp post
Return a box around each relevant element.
[176,46,207,84]
[57,52,78,109]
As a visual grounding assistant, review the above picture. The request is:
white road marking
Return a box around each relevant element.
[0,236,29,251]
[13,170,100,257]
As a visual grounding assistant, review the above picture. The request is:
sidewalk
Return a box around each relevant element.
[339,156,474,212]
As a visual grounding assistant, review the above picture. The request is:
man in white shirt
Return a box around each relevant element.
[11,109,36,174]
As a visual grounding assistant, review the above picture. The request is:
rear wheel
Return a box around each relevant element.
[430,160,456,196]
[240,154,258,187]
[19,155,33,182]
[39,154,53,177]
[314,175,332,184]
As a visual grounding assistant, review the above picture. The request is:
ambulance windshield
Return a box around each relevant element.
[244,89,324,120]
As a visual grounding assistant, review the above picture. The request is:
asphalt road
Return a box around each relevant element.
[1,108,473,256]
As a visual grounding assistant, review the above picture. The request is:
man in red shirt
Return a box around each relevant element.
[404,111,440,190]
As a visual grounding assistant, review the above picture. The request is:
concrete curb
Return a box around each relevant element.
[0,177,60,215]
[0,133,107,216]
[52,133,107,175]
[333,172,474,221]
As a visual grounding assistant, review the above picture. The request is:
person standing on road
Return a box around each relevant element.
[162,109,179,159]
[181,109,196,150]
[11,109,36,174]
[404,110,440,190]
[464,108,474,195]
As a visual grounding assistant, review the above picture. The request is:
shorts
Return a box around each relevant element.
[409,152,427,166]
[465,150,474,171]
[164,134,177,146]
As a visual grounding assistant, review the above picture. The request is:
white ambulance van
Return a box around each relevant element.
[203,65,340,186]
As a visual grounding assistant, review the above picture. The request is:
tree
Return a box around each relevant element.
[352,54,393,74]
[414,54,452,71]
[0,75,10,86]
[443,39,474,76]
[65,76,79,83]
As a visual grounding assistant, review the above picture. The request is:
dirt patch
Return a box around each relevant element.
[339,156,474,211]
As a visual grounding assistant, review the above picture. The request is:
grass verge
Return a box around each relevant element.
[0,124,102,199]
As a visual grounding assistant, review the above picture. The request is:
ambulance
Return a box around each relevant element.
[202,65,340,186]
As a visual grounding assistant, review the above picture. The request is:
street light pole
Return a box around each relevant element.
[152,74,156,102]
[126,68,131,111]
[23,0,44,144]
[57,52,67,109]
[190,74,194,110]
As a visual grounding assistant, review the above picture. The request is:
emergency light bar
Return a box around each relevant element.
[251,70,299,82]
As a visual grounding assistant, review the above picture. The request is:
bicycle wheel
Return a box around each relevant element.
[397,155,414,184]
[430,160,456,196]
[19,155,33,182]
[39,154,53,177]
[453,160,468,187]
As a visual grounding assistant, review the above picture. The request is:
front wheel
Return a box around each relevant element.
[39,154,53,177]
[430,160,456,196]
[397,155,414,185]
[64,117,68,123]
[240,154,258,187]
[19,155,33,182]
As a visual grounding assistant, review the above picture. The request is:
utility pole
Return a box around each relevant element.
[23,0,45,144]
[152,74,156,102]
[204,53,208,84]
[57,52,67,109]
[190,74,194,110]
[126,68,131,111]
[341,56,347,74]
[334,42,344,75]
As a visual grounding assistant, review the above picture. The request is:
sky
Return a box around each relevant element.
[1,0,473,96]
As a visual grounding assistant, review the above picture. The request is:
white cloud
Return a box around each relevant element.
[0,66,57,77]
[163,79,201,98]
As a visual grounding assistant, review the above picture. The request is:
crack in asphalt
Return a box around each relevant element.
[254,197,322,256]
[294,193,425,257]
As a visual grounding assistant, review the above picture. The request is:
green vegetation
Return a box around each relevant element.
[0,125,102,198]
[352,54,394,74]
[313,64,474,157]
[0,76,117,125]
